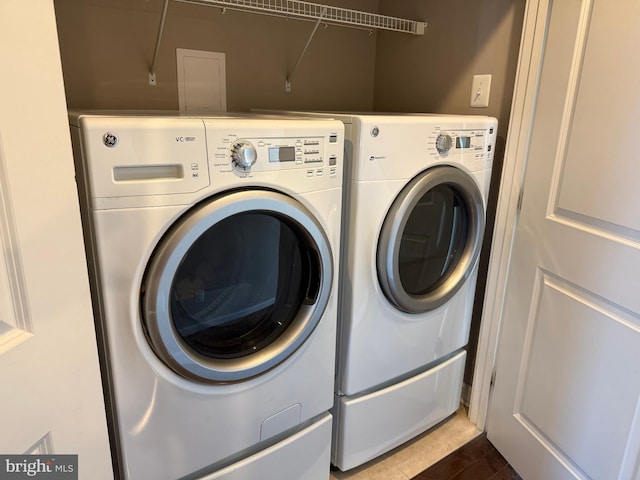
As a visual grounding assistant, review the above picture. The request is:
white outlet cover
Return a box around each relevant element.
[177,48,227,113]
[470,74,491,108]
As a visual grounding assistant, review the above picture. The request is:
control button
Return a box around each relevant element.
[102,132,118,148]
[191,163,199,170]
[192,172,199,178]
[329,156,337,166]
[231,141,257,169]
[316,169,324,177]
[307,170,314,177]
[487,145,492,152]
[435,133,453,154]
[329,135,338,143]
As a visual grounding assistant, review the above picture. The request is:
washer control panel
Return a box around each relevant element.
[230,136,329,172]
[204,118,343,184]
[211,133,340,176]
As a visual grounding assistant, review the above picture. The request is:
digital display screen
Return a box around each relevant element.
[456,136,471,149]
[269,146,295,162]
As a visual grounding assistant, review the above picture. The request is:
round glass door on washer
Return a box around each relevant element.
[377,165,485,314]
[142,189,333,383]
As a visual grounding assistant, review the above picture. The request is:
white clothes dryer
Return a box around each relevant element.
[339,115,497,471]
[337,114,496,470]
[70,112,344,480]
[262,111,497,470]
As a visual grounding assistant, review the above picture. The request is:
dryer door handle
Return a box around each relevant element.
[302,248,321,305]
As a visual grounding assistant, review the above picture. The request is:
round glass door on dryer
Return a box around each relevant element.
[141,189,333,384]
[377,165,485,314]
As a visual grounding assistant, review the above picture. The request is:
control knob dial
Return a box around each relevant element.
[231,141,257,169]
[435,133,453,154]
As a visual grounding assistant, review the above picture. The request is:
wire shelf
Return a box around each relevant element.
[175,0,427,35]
[149,0,426,86]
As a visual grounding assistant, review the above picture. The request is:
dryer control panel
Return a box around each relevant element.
[435,129,490,155]
[426,124,497,174]
[432,128,494,157]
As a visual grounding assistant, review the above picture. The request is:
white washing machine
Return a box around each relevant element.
[69,112,344,480]
[262,112,497,470]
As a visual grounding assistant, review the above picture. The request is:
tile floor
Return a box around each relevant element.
[329,406,481,480]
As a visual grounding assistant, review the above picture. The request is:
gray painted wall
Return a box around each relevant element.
[55,0,379,112]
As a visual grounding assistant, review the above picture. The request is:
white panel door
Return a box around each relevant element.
[487,0,640,479]
[0,1,113,477]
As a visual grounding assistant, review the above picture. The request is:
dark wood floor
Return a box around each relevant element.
[411,434,522,480]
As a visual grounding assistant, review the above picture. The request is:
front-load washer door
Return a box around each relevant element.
[377,166,485,314]
[141,189,333,383]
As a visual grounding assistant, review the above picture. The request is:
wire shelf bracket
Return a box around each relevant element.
[149,0,427,87]
[285,5,326,92]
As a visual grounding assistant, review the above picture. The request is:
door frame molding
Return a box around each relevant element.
[468,0,549,429]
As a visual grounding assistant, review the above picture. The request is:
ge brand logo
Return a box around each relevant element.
[103,132,119,148]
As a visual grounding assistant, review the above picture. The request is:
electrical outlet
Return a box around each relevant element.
[470,74,491,108]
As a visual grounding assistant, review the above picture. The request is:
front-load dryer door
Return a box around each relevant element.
[141,189,333,383]
[377,166,485,314]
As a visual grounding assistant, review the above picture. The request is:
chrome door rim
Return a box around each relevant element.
[142,189,333,383]
[377,166,485,313]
